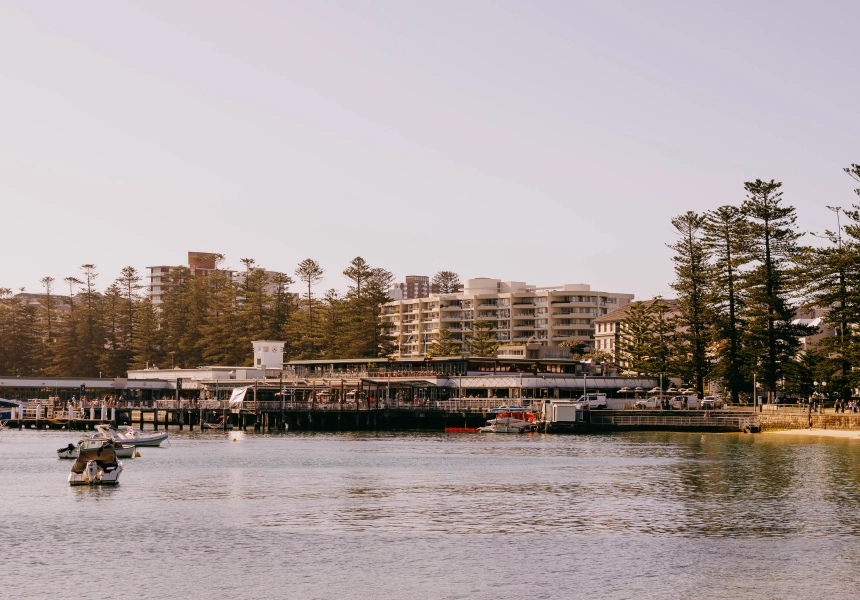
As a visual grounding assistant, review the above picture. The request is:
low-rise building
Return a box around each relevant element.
[593,298,680,363]
[381,277,633,358]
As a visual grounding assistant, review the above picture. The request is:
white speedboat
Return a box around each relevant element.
[68,439,123,486]
[94,424,168,447]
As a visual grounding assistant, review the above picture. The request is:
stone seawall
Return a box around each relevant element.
[760,413,860,431]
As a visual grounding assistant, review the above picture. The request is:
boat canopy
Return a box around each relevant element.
[70,441,118,473]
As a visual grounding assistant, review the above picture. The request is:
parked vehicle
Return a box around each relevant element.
[573,394,608,410]
[634,397,663,409]
[670,395,699,409]
[700,396,721,409]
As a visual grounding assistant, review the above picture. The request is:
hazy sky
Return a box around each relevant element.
[2,1,858,299]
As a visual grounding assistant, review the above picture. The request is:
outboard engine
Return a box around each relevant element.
[85,460,99,484]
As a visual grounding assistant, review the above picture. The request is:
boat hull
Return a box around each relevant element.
[68,460,123,486]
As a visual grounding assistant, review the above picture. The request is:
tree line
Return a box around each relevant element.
[612,165,860,403]
[0,256,401,377]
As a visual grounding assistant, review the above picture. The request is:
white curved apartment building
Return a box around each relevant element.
[381,278,633,357]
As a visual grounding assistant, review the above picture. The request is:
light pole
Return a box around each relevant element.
[814,381,827,413]
[753,374,757,411]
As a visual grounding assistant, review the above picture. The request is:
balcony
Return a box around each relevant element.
[512,301,535,306]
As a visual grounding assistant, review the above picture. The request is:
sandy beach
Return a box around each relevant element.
[765,429,860,439]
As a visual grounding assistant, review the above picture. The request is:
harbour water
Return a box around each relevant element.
[3,429,860,599]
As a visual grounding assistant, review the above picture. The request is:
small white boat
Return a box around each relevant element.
[478,419,535,434]
[94,424,168,447]
[68,439,123,486]
[58,440,136,459]
[478,408,537,434]
[57,443,78,459]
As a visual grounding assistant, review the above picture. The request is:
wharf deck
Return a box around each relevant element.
[4,406,762,434]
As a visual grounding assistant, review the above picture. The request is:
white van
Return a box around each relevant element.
[573,394,608,410]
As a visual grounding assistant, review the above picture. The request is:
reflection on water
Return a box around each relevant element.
[3,430,860,599]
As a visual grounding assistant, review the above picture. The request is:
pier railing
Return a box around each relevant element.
[590,413,759,430]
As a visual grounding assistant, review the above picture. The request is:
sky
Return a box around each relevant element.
[1,1,858,300]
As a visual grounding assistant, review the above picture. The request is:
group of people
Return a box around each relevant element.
[833,400,859,414]
[62,395,125,411]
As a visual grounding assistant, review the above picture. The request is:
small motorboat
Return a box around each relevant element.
[93,424,168,447]
[57,443,78,459]
[59,439,136,459]
[68,439,123,486]
[478,408,537,434]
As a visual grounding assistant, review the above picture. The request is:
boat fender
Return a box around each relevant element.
[233,438,237,442]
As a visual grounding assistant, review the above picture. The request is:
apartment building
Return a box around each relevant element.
[147,252,236,305]
[593,298,680,361]
[381,278,633,357]
[389,275,431,300]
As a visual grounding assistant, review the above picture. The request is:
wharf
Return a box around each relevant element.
[5,404,765,434]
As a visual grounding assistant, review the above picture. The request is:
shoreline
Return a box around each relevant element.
[764,428,860,439]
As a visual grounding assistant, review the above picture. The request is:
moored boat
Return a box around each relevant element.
[478,407,537,433]
[68,439,123,486]
[93,424,168,447]
[58,439,136,459]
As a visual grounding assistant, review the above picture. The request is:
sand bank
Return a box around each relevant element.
[765,428,860,439]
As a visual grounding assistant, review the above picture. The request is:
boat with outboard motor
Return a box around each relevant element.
[478,407,537,433]
[92,424,168,447]
[68,439,123,486]
[58,439,136,459]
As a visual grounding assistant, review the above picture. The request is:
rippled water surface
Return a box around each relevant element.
[3,429,860,599]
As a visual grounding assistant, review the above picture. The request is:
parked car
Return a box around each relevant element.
[634,397,662,409]
[700,396,720,409]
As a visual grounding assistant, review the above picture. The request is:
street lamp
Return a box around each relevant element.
[814,381,827,413]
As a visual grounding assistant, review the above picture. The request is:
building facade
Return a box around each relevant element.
[390,275,431,300]
[381,278,633,358]
[147,251,237,305]
[593,298,680,363]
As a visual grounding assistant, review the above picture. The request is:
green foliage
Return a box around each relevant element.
[431,271,461,294]
[428,328,461,357]
[465,321,499,357]
[668,211,712,396]
[702,206,748,402]
[740,179,813,392]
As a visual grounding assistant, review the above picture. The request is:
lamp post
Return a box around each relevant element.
[753,374,757,411]
[821,381,827,413]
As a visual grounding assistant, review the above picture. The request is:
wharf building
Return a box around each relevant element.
[381,278,633,358]
[0,343,656,412]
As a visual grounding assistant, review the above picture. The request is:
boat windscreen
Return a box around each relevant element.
[71,445,118,472]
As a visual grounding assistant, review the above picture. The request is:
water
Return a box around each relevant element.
[3,429,860,599]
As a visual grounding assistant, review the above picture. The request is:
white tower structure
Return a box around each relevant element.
[252,341,285,371]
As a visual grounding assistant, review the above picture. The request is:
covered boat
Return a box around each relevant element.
[68,439,123,486]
